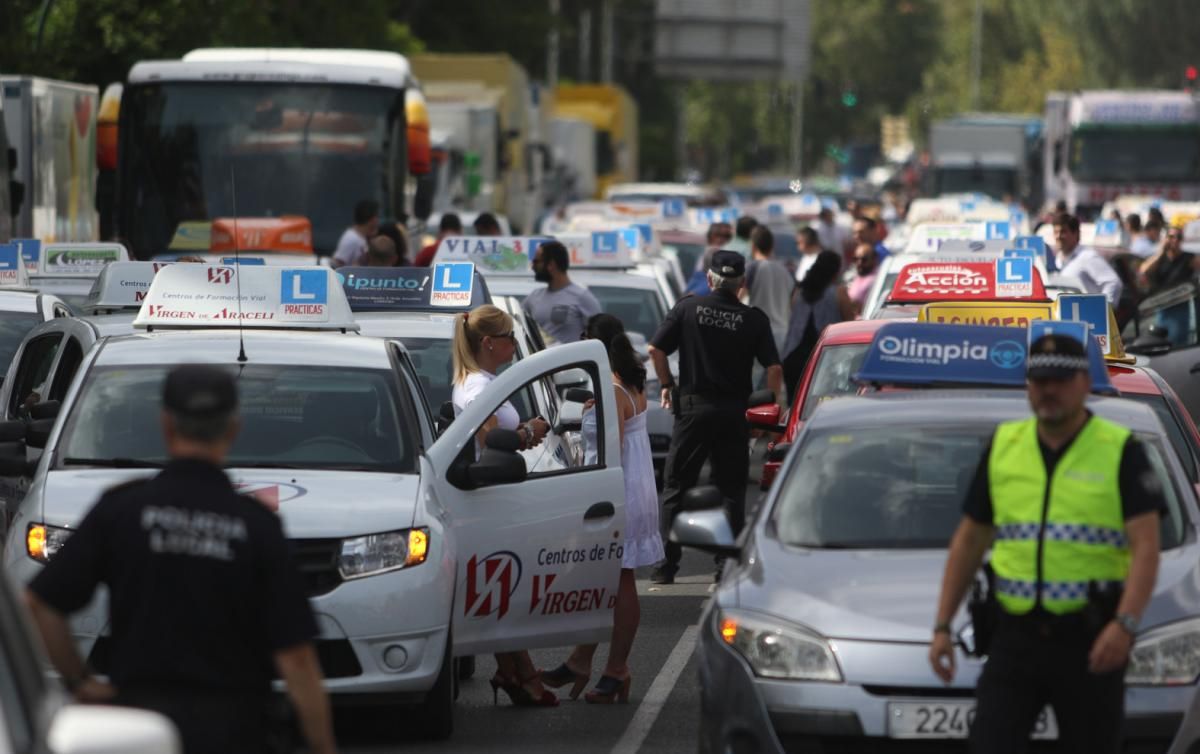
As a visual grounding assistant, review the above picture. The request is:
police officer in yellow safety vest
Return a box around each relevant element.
[929,333,1165,754]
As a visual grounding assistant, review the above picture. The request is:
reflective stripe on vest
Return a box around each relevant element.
[988,416,1130,615]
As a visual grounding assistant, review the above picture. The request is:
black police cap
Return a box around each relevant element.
[162,364,238,417]
[1026,334,1089,380]
[709,250,745,277]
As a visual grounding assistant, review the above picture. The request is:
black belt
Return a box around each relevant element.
[997,608,1090,640]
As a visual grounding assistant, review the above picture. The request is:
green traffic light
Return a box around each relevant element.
[841,90,858,107]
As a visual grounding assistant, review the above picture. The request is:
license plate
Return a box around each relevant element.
[887,700,1058,740]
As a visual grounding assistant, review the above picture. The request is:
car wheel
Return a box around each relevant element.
[457,655,476,681]
[418,631,455,739]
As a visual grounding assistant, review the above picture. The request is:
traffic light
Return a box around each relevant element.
[1187,65,1199,92]
[841,90,858,107]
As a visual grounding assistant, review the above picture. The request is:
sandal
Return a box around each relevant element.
[541,663,590,700]
[584,674,632,704]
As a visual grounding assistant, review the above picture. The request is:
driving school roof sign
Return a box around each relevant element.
[39,243,130,277]
[0,244,28,287]
[434,236,548,276]
[84,261,173,311]
[133,265,358,330]
[338,264,490,312]
[887,260,1048,304]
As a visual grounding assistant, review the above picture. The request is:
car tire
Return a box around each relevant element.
[418,631,455,739]
[457,655,476,681]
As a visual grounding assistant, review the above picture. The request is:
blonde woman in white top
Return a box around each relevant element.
[451,305,555,706]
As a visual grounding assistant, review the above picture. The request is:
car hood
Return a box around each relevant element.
[38,468,420,538]
[734,534,1200,643]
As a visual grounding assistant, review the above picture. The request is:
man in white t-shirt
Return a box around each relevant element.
[524,240,602,345]
[814,207,848,256]
[331,200,380,268]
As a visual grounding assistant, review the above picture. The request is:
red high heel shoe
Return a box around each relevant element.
[515,672,559,707]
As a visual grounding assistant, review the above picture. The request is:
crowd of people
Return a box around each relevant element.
[330,199,501,270]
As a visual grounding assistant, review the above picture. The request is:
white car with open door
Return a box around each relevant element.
[2,263,625,739]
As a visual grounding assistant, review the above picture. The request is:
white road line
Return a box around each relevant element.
[611,624,700,754]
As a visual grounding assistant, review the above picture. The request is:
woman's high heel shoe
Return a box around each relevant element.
[584,674,632,704]
[541,663,590,700]
[489,673,520,706]
[516,672,560,707]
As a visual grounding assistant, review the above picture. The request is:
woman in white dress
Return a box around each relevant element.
[451,305,555,707]
[542,314,665,703]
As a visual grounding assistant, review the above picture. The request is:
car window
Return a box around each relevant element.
[7,332,62,418]
[399,337,455,413]
[800,343,871,419]
[1150,298,1198,348]
[588,286,665,342]
[48,336,85,403]
[773,426,1185,550]
[61,365,417,472]
[1124,393,1199,483]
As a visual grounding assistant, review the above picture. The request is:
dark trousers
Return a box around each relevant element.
[116,686,281,754]
[660,395,750,568]
[970,614,1124,754]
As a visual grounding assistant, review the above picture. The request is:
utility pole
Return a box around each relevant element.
[579,9,592,83]
[790,81,804,178]
[547,0,560,90]
[600,0,614,83]
[969,0,983,110]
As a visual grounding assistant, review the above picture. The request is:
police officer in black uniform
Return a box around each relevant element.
[648,250,783,583]
[25,365,338,754]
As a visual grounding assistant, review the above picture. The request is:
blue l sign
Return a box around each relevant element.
[1058,294,1111,353]
[281,269,328,305]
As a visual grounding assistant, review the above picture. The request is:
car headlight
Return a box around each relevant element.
[717,608,842,681]
[338,528,429,580]
[27,523,72,563]
[1126,617,1200,686]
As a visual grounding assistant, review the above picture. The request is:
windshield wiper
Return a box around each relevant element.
[62,458,165,469]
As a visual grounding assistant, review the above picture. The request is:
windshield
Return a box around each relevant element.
[774,426,1185,550]
[800,343,871,419]
[118,82,404,259]
[0,314,44,368]
[61,365,415,472]
[1070,127,1200,183]
[936,167,1017,199]
[588,285,666,341]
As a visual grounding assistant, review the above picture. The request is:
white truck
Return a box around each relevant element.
[0,76,99,243]
[425,96,503,217]
[928,114,1041,207]
[1044,90,1200,218]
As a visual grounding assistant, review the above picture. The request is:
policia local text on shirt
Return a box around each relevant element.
[648,250,783,583]
[24,365,337,754]
[930,335,1164,754]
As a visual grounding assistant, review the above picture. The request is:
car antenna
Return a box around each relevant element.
[230,166,248,363]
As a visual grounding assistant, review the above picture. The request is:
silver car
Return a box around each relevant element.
[675,391,1200,753]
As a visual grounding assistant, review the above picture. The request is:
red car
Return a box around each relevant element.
[750,322,1200,490]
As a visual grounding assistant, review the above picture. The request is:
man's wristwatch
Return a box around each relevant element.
[661,378,675,390]
[933,622,952,636]
[1114,613,1139,636]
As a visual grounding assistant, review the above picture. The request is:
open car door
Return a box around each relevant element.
[426,340,626,656]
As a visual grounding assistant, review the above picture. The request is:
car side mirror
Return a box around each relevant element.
[467,429,527,486]
[564,388,593,404]
[669,508,740,558]
[746,403,784,432]
[30,400,60,420]
[47,705,181,754]
[553,368,590,392]
[682,484,724,511]
[26,418,54,450]
[556,400,584,434]
[0,440,31,477]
